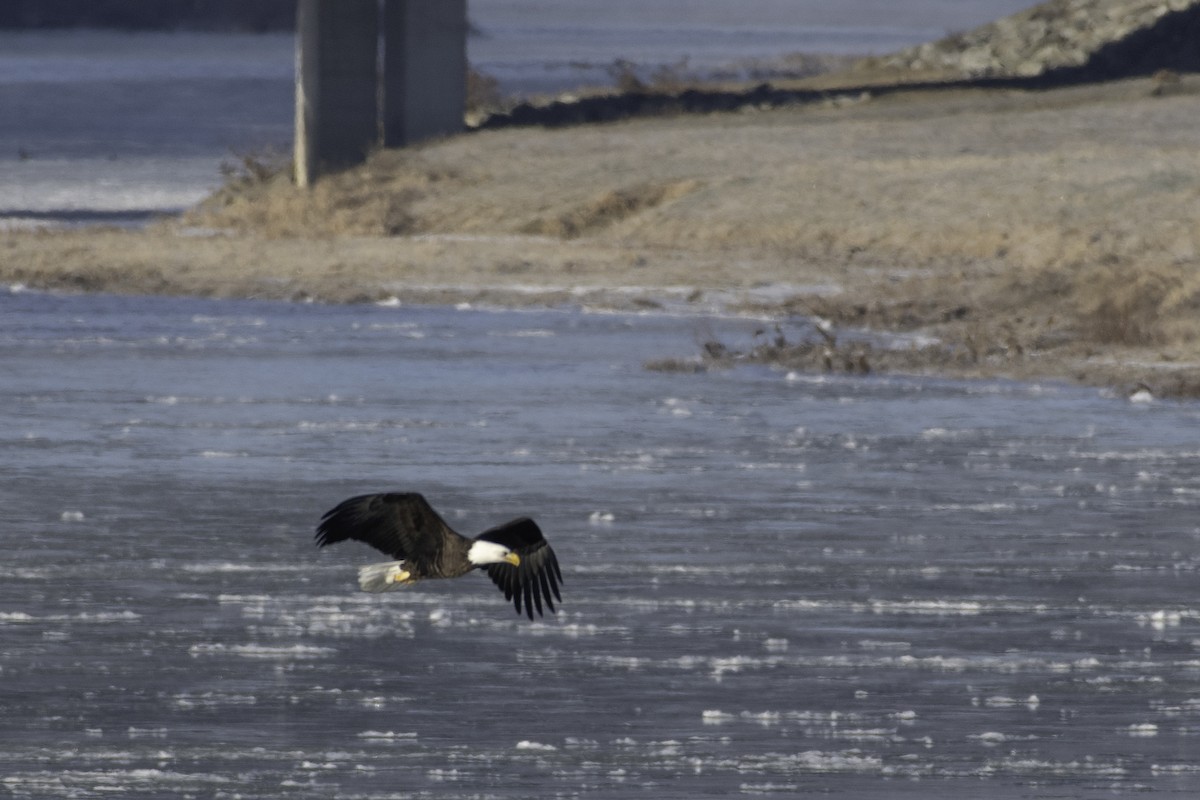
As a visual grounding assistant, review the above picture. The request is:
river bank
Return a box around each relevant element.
[4,73,1200,396]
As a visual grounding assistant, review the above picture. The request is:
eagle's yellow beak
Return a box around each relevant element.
[504,552,521,566]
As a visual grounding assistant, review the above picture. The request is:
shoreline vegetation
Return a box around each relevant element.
[6,9,1200,396]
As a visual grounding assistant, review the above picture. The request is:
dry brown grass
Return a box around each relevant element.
[520,180,702,238]
[191,149,475,237]
[1071,264,1178,346]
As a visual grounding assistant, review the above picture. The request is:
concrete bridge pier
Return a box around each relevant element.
[382,0,467,148]
[294,0,466,187]
[294,0,379,188]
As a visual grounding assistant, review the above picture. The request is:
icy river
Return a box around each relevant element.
[2,290,1199,798]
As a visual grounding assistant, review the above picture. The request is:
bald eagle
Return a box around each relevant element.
[315,492,563,619]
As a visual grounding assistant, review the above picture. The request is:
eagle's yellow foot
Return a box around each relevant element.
[387,569,411,584]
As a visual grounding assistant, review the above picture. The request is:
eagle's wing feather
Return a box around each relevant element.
[479,517,563,619]
[315,492,460,567]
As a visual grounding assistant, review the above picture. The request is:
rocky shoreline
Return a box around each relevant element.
[867,0,1200,82]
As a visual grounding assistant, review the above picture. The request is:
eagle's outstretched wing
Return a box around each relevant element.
[479,517,563,619]
[315,492,461,567]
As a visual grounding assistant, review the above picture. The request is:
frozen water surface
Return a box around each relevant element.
[2,290,1200,798]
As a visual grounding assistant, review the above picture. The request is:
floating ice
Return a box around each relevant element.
[740,710,781,726]
[68,611,141,623]
[735,750,882,774]
[973,731,1008,745]
[173,692,257,709]
[0,769,232,791]
[521,623,619,638]
[868,599,983,616]
[358,730,418,740]
[491,329,555,337]
[858,640,912,651]
[516,740,558,751]
[984,696,1021,708]
[661,397,693,417]
[126,727,167,739]
[183,562,305,573]
[990,757,1128,777]
[740,782,799,794]
[187,643,336,659]
[1139,609,1183,630]
[1153,763,1200,775]
[60,510,84,521]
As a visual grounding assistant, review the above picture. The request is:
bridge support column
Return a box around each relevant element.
[294,0,379,187]
[294,0,466,186]
[381,0,467,148]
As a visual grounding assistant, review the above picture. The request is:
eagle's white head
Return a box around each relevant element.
[468,539,521,567]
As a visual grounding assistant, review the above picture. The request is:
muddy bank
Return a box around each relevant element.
[4,74,1200,397]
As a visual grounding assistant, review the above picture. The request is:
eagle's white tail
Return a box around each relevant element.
[357,561,415,593]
